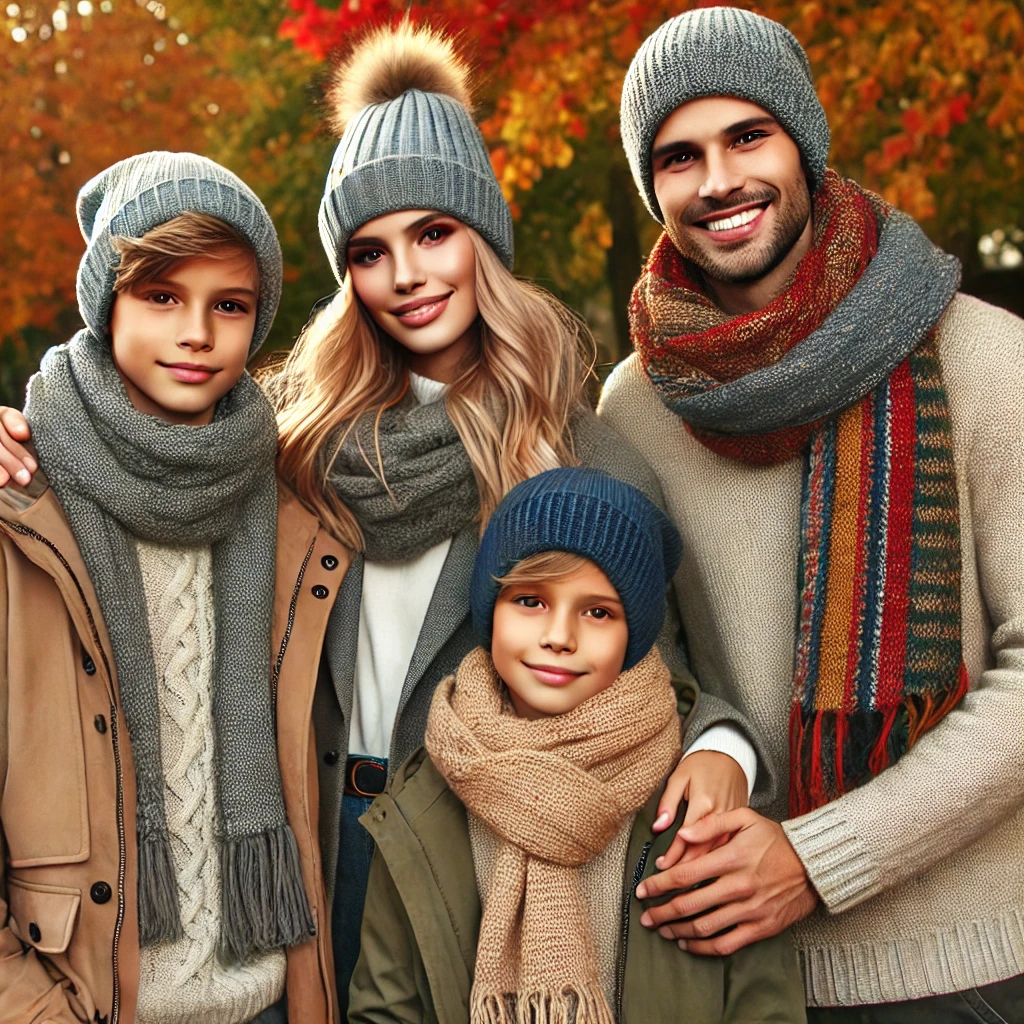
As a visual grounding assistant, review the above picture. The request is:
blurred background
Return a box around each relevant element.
[2,0,1023,406]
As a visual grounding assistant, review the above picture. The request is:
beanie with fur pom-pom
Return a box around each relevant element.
[318,20,513,282]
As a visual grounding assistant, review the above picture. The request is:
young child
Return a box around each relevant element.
[348,467,805,1024]
[0,152,345,1024]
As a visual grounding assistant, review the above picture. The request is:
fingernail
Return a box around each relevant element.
[677,940,688,951]
[636,882,648,899]
[658,926,674,939]
[15,469,29,486]
[655,855,664,868]
[639,911,652,927]
[653,811,670,830]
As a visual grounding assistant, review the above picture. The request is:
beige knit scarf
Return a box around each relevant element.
[425,646,681,1024]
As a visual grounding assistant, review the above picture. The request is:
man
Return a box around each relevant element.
[599,7,1024,1021]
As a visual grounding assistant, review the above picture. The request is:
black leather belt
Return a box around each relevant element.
[344,756,387,798]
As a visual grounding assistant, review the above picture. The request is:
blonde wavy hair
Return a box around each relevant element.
[269,230,596,551]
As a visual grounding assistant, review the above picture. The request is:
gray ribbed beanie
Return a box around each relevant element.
[76,151,282,353]
[318,27,513,283]
[621,7,830,222]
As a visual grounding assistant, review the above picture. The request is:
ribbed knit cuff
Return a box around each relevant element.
[682,723,757,799]
[783,802,882,913]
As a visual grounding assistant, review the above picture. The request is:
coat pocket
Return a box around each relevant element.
[6,878,81,955]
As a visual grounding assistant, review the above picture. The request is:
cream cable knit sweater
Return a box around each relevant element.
[598,294,1024,1006]
[135,542,286,1024]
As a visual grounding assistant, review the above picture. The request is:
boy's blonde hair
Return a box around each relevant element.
[269,228,596,550]
[111,212,259,295]
[494,550,590,591]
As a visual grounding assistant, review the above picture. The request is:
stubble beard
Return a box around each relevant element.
[670,178,812,286]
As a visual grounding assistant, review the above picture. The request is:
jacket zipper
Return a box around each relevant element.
[271,537,315,710]
[4,522,126,1024]
[616,840,652,1021]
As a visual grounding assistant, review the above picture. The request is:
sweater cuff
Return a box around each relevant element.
[783,801,882,913]
[682,723,757,800]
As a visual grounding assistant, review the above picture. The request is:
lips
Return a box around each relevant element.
[524,663,585,687]
[160,362,219,384]
[692,202,769,243]
[390,292,452,328]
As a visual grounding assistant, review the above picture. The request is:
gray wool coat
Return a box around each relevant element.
[311,409,774,905]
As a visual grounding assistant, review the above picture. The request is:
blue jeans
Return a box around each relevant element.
[246,995,287,1024]
[332,757,387,1019]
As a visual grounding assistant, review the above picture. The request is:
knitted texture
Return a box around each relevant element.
[471,467,682,671]
[630,173,966,813]
[631,172,962,455]
[468,814,632,1012]
[24,331,313,960]
[319,87,513,282]
[598,293,1024,1004]
[135,543,286,1024]
[620,6,830,221]
[75,151,282,348]
[325,387,478,561]
[425,646,680,1024]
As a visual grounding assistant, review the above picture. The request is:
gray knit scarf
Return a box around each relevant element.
[326,388,478,562]
[25,330,314,963]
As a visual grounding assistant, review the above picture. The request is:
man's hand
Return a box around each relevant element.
[0,408,35,488]
[652,750,748,868]
[636,808,818,956]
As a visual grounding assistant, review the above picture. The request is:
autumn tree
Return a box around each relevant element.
[283,0,1024,359]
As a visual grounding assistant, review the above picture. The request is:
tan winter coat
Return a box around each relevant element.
[0,474,351,1024]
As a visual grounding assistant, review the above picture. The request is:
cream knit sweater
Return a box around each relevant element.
[598,294,1024,1007]
[135,542,286,1024]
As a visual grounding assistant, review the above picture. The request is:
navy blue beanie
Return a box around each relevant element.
[471,468,682,671]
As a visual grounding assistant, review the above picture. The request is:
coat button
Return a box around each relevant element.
[94,715,107,734]
[28,922,41,942]
[82,653,96,675]
[321,554,338,570]
[311,585,329,600]
[323,750,339,766]
[90,881,112,904]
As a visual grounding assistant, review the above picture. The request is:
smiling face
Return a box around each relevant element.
[651,96,812,313]
[109,250,258,426]
[491,557,630,720]
[346,209,479,383]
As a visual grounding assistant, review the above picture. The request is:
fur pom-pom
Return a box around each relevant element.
[326,20,473,137]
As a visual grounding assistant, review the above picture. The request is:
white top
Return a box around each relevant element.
[135,541,285,1024]
[349,373,453,759]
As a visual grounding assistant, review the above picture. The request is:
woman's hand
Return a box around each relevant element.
[652,750,749,869]
[0,408,36,487]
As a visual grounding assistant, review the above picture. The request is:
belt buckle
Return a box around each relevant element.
[347,758,385,798]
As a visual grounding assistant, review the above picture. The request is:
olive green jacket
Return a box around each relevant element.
[349,750,806,1024]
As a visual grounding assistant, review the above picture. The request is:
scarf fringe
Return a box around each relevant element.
[138,832,184,946]
[218,824,316,964]
[471,983,615,1024]
[789,664,970,817]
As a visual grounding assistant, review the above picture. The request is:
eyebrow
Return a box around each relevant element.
[348,211,447,250]
[651,116,778,161]
[145,281,258,298]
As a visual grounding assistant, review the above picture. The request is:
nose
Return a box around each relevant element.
[176,302,213,352]
[698,147,745,202]
[392,245,426,294]
[540,608,576,655]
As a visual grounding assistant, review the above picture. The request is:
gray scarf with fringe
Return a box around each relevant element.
[25,330,314,963]
[326,389,478,562]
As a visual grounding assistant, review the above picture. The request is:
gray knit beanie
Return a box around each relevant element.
[318,24,514,283]
[621,7,830,222]
[76,151,282,354]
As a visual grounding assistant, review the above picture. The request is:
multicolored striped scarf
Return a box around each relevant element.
[630,172,967,816]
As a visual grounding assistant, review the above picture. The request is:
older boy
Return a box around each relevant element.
[0,152,344,1024]
[600,8,1024,1021]
[349,467,805,1024]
